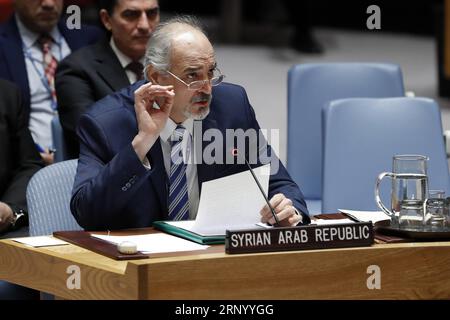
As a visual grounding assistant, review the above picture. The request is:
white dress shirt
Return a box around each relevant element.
[110,38,144,84]
[16,14,71,150]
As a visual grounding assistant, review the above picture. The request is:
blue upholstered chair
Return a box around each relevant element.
[287,63,405,214]
[51,114,69,163]
[0,160,82,300]
[321,97,450,213]
[26,159,82,236]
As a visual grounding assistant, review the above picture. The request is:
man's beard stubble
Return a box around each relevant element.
[183,93,212,120]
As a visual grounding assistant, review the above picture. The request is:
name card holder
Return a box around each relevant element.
[225,222,374,254]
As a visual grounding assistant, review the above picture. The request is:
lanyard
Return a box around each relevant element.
[22,34,63,111]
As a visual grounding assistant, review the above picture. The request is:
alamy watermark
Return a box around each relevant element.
[66,265,81,290]
[67,4,381,31]
[171,122,281,175]
[366,265,381,290]
[66,5,81,30]
[366,5,381,30]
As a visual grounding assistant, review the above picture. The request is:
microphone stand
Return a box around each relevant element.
[242,157,280,227]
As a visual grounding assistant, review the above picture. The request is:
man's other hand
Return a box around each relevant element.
[260,193,302,227]
[0,202,14,234]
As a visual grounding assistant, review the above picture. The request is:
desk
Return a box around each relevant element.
[1,234,450,299]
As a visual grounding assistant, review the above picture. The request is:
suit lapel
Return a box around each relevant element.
[147,139,169,218]
[149,116,219,217]
[94,39,131,91]
[0,18,30,110]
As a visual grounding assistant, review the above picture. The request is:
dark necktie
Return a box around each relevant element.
[38,34,58,103]
[168,125,190,220]
[126,61,144,82]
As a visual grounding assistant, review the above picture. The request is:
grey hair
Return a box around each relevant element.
[143,15,206,79]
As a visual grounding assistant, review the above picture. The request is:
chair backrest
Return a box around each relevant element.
[321,97,450,213]
[287,63,405,200]
[51,114,68,163]
[26,159,82,236]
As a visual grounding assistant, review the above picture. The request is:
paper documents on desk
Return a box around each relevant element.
[11,236,68,247]
[91,233,208,253]
[163,163,271,237]
[311,218,356,225]
[338,209,391,224]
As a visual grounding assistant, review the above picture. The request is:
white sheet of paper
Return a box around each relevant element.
[311,218,356,225]
[164,164,271,236]
[189,163,270,236]
[11,236,68,247]
[91,233,209,254]
[338,209,391,224]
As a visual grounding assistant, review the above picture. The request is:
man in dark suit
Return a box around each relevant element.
[56,0,160,159]
[0,80,44,236]
[0,79,44,300]
[71,16,310,230]
[0,0,101,164]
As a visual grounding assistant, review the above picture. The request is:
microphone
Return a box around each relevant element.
[231,148,280,227]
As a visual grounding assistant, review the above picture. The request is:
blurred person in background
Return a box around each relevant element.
[56,0,160,159]
[0,0,101,164]
[0,79,44,300]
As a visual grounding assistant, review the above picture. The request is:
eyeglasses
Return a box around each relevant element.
[165,68,225,90]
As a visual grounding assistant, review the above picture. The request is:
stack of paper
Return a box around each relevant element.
[311,218,355,225]
[153,164,272,244]
[338,209,391,224]
[152,221,224,244]
[12,236,68,247]
[91,233,209,254]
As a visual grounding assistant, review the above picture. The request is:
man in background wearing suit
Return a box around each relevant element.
[0,79,44,237]
[71,15,310,231]
[0,0,101,164]
[0,79,44,300]
[56,0,160,159]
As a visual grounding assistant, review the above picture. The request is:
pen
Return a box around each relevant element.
[35,143,45,153]
[35,143,56,154]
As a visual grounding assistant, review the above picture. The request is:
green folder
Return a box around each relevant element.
[152,221,225,245]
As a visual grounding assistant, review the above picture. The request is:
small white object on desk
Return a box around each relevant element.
[117,241,138,254]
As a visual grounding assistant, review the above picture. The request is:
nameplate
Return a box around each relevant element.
[225,222,374,254]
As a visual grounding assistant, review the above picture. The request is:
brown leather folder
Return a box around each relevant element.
[53,230,149,260]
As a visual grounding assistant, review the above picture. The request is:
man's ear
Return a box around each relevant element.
[99,9,112,31]
[146,67,161,84]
